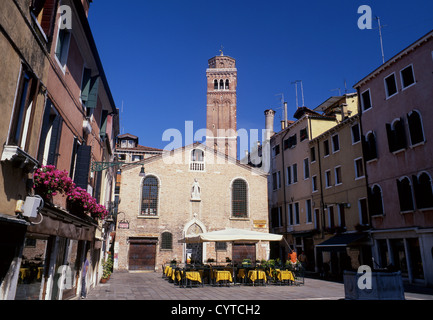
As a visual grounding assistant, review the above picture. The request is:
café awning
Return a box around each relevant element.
[182,228,283,243]
[316,232,368,252]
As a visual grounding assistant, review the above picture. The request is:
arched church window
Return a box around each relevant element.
[214,79,218,90]
[141,175,159,216]
[225,79,230,90]
[219,79,224,90]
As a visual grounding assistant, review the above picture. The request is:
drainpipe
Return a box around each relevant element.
[281,119,291,255]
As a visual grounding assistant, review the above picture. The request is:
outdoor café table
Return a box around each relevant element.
[166,266,173,280]
[277,270,295,282]
[247,270,267,285]
[184,271,202,287]
[214,270,233,285]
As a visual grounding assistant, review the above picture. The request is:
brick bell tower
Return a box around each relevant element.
[206,50,237,159]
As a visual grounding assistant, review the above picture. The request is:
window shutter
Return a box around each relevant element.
[100,110,109,138]
[397,117,407,149]
[37,99,53,163]
[86,76,100,109]
[412,175,422,209]
[385,123,395,152]
[47,115,63,166]
[74,145,91,189]
[80,68,92,102]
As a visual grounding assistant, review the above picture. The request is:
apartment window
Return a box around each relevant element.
[306,199,312,223]
[386,118,407,153]
[332,134,340,153]
[351,123,361,144]
[31,0,57,37]
[325,170,332,188]
[413,172,433,209]
[310,146,316,162]
[400,65,415,89]
[161,232,173,250]
[303,158,310,180]
[141,176,159,216]
[286,166,292,185]
[369,184,384,216]
[407,110,425,146]
[55,27,71,68]
[271,207,282,228]
[312,176,318,192]
[288,203,293,225]
[272,144,280,157]
[358,198,369,225]
[354,158,365,179]
[384,73,398,98]
[361,89,372,111]
[292,164,298,183]
[232,179,248,218]
[327,205,335,229]
[338,204,346,227]
[272,172,281,190]
[8,67,39,151]
[396,177,414,212]
[37,99,63,166]
[286,134,297,149]
[364,131,378,161]
[314,209,320,229]
[335,166,342,185]
[300,128,308,141]
[294,203,300,225]
[323,140,330,156]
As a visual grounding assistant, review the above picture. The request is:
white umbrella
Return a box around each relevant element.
[183,228,283,243]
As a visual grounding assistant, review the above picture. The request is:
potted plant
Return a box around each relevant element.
[101,254,113,283]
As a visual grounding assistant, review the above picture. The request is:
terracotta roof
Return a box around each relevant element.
[117,133,138,139]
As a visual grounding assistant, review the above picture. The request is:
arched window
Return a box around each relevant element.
[141,176,159,216]
[386,118,407,152]
[219,79,224,90]
[407,110,425,146]
[364,131,378,161]
[369,184,384,216]
[225,79,230,90]
[190,149,205,171]
[232,179,248,218]
[396,177,414,212]
[413,172,433,209]
[161,232,173,250]
[214,79,218,90]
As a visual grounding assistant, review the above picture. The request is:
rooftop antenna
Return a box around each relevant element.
[375,16,387,64]
[275,93,285,120]
[291,80,304,107]
[121,100,124,134]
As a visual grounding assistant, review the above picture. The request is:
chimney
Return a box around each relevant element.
[264,109,276,140]
[341,103,348,120]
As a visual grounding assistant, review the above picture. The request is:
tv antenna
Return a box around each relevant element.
[291,80,304,108]
[375,16,387,64]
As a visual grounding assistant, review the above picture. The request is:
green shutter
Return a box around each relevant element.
[100,110,108,138]
[80,68,92,102]
[86,76,100,109]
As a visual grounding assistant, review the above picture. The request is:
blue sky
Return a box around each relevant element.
[88,0,433,155]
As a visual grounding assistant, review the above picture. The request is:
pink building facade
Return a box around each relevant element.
[355,30,433,286]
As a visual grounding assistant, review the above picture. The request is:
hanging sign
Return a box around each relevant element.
[118,220,129,229]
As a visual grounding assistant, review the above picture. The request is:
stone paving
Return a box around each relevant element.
[83,270,433,301]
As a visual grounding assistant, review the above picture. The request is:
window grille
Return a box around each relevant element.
[141,176,158,216]
[232,179,248,218]
[161,232,173,250]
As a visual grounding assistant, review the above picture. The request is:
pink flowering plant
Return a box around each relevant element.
[34,165,109,220]
[33,165,75,198]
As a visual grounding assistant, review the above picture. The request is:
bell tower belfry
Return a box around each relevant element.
[206,51,237,159]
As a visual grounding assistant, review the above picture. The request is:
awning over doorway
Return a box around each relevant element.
[182,228,283,243]
[316,232,367,252]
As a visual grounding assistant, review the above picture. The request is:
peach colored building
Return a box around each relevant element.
[354,30,433,286]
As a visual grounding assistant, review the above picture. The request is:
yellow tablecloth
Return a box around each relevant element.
[215,270,233,282]
[248,270,267,283]
[185,271,202,283]
[277,270,295,281]
[174,270,182,282]
[164,265,170,275]
[166,266,173,278]
[19,268,30,280]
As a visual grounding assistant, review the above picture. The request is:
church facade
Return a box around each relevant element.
[113,53,271,271]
